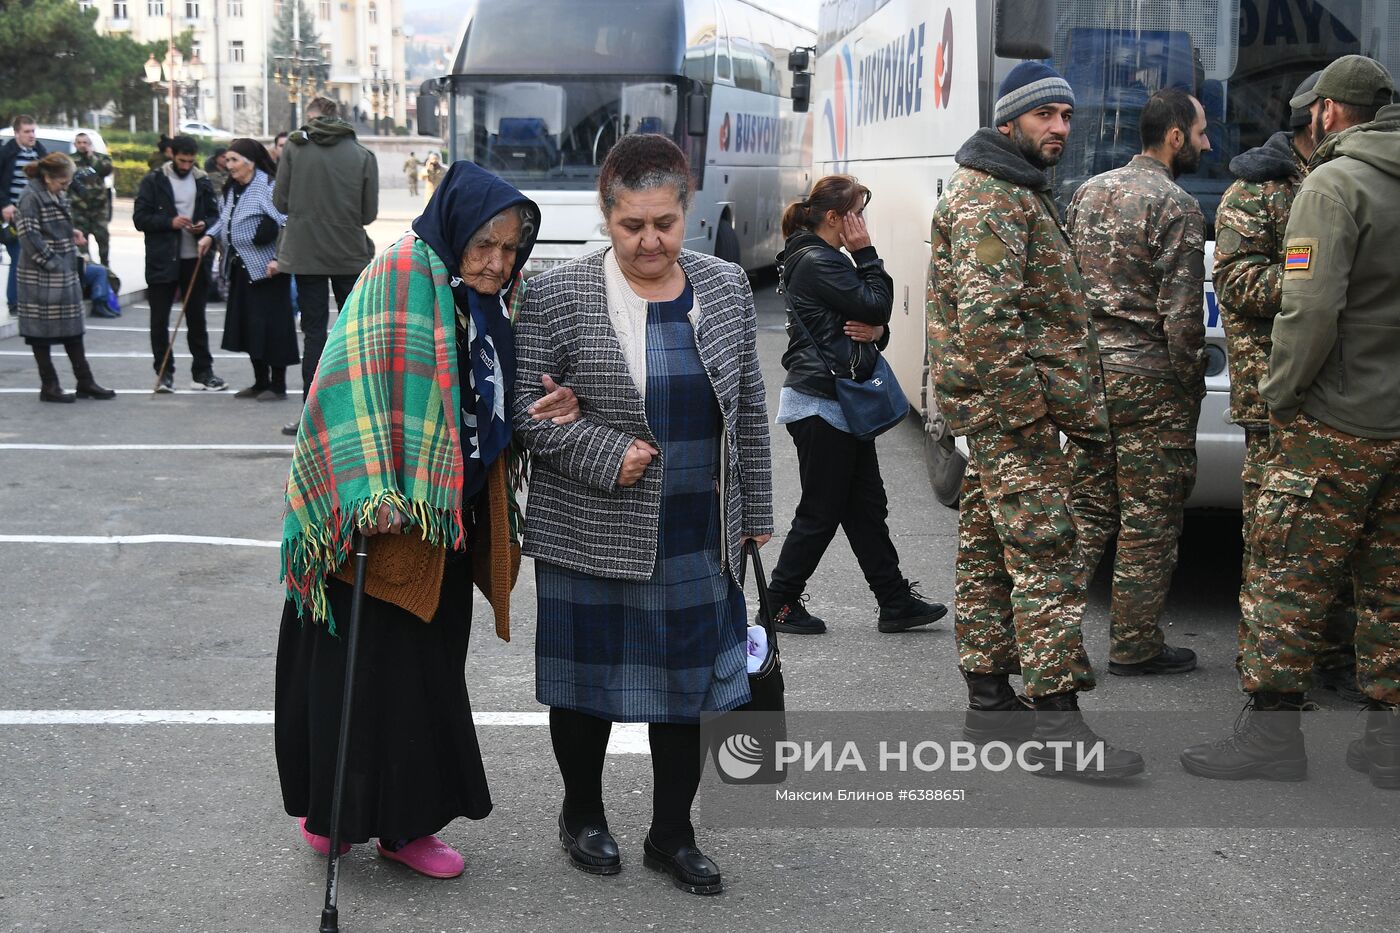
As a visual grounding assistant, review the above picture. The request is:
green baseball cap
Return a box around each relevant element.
[1295,55,1395,109]
[1289,70,1324,126]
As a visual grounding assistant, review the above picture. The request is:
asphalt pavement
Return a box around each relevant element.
[0,279,1394,933]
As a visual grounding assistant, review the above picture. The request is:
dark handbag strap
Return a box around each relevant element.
[738,539,778,650]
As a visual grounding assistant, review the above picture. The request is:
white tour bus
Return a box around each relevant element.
[416,0,815,275]
[805,0,1399,508]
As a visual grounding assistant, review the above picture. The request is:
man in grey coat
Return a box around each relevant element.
[274,96,378,434]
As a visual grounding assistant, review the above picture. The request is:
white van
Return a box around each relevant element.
[0,126,116,219]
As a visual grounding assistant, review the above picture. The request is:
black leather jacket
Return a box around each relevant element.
[777,231,893,400]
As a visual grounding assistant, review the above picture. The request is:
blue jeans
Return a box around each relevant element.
[5,240,18,308]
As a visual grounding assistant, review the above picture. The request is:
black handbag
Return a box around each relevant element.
[782,248,908,442]
[737,539,784,712]
[252,214,280,246]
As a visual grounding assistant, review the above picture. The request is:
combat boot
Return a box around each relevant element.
[877,580,948,633]
[1345,700,1400,790]
[1022,691,1145,780]
[960,670,1034,745]
[1179,691,1307,782]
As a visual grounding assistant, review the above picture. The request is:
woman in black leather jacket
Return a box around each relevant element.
[765,174,947,635]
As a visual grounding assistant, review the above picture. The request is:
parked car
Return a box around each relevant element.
[0,126,115,220]
[179,121,234,138]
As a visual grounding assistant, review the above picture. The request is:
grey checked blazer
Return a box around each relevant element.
[207,168,286,282]
[513,248,774,583]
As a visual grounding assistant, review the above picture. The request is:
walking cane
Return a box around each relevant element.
[319,530,370,933]
[150,251,207,395]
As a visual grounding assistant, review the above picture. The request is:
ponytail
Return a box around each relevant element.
[781,174,872,239]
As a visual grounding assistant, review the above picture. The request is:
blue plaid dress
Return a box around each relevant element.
[535,282,750,723]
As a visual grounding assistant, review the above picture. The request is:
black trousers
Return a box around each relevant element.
[295,272,360,400]
[147,257,213,378]
[768,415,905,603]
[549,707,702,852]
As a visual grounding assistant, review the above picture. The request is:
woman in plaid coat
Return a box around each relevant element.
[14,153,114,402]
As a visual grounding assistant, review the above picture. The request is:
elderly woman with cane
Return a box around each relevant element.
[513,134,773,895]
[13,152,115,402]
[197,138,298,400]
[275,161,579,882]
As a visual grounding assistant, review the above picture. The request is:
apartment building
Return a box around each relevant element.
[82,0,407,134]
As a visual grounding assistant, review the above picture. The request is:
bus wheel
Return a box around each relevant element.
[715,217,741,266]
[924,406,965,509]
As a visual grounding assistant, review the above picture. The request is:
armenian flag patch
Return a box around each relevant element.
[1285,246,1312,271]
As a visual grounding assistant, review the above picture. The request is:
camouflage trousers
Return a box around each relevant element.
[74,215,110,268]
[1069,371,1196,664]
[955,419,1095,698]
[1241,428,1355,671]
[1239,414,1400,704]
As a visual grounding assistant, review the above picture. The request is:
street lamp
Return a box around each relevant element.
[143,53,164,134]
[366,68,399,136]
[271,11,329,131]
[184,54,207,123]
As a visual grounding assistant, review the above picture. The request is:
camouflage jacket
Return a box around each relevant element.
[1214,132,1306,427]
[1066,155,1205,396]
[68,150,112,222]
[928,128,1109,442]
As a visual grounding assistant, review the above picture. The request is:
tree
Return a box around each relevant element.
[0,0,193,130]
[267,0,326,131]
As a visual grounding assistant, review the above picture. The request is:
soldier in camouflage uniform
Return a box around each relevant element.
[1065,89,1209,676]
[1214,71,1362,702]
[1182,57,1400,787]
[69,133,112,267]
[928,62,1141,779]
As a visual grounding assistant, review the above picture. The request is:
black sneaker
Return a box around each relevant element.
[155,374,175,394]
[877,581,948,633]
[192,373,228,391]
[768,594,826,635]
[1109,644,1198,676]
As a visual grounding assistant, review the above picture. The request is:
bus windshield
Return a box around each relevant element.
[453,75,684,188]
[995,0,1400,235]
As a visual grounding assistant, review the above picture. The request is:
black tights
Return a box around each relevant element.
[549,707,703,853]
[250,358,287,393]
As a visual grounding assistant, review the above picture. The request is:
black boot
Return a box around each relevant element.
[768,592,826,635]
[961,669,1034,745]
[1346,700,1400,789]
[1179,691,1307,782]
[1022,691,1145,780]
[65,340,116,400]
[33,346,75,403]
[1108,644,1198,677]
[1313,659,1366,705]
[877,580,949,633]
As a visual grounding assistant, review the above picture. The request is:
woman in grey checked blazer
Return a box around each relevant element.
[13,152,115,403]
[513,135,772,895]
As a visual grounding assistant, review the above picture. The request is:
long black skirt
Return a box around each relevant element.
[222,259,299,367]
[274,549,491,842]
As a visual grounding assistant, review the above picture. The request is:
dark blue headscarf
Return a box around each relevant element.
[411,161,540,499]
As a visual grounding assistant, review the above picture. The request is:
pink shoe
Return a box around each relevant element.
[375,835,465,879]
[298,817,351,857]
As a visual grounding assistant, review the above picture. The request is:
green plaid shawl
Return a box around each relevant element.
[281,235,465,629]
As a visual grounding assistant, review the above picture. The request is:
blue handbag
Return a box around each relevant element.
[781,247,909,441]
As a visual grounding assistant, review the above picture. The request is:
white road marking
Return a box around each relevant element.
[0,443,291,451]
[0,710,652,753]
[0,350,245,359]
[85,325,224,333]
[0,388,248,395]
[0,534,280,547]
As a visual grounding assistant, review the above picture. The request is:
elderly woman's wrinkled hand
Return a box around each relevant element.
[529,374,581,424]
[361,502,407,537]
[618,439,659,487]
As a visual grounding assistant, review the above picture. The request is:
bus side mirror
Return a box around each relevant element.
[788,48,810,73]
[417,82,440,137]
[995,0,1054,59]
[792,72,812,113]
[687,87,709,137]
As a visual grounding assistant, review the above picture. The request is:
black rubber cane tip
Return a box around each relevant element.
[319,907,339,932]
